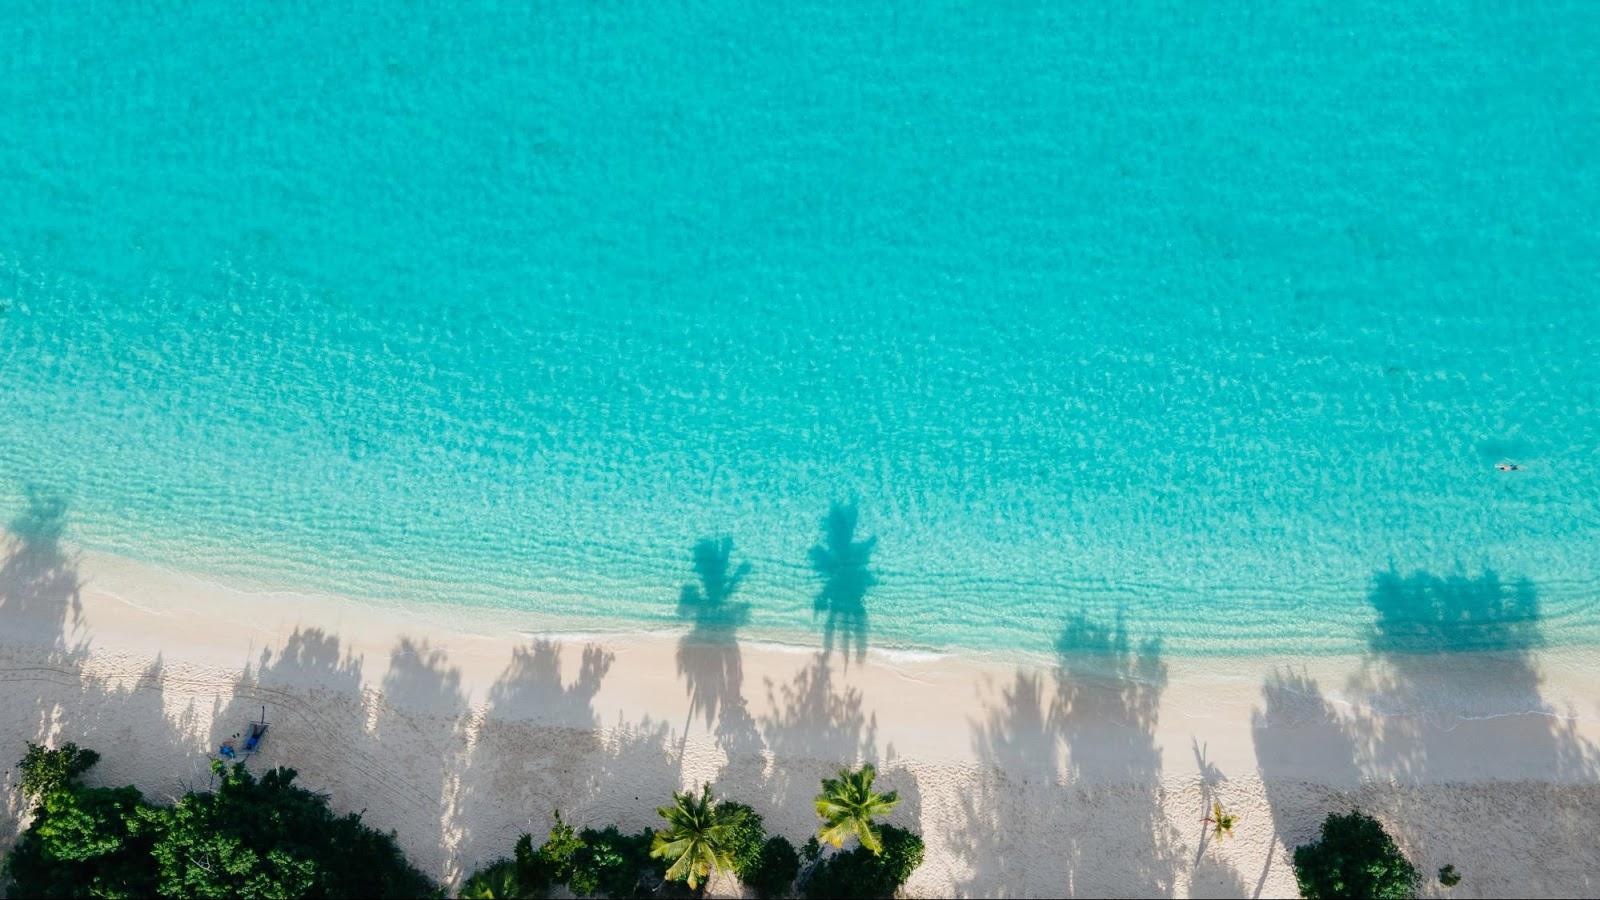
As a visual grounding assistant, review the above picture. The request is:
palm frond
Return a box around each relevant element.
[813,764,900,856]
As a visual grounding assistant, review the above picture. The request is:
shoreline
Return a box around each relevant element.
[4,534,1599,896]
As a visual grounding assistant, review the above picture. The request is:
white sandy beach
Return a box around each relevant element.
[3,530,1598,898]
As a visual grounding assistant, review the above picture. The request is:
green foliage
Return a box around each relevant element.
[571,826,653,897]
[4,746,436,900]
[719,802,767,879]
[462,814,658,899]
[1293,811,1420,900]
[747,836,800,899]
[1207,800,1238,840]
[18,742,102,802]
[650,784,748,890]
[815,764,899,854]
[802,824,923,900]
[3,744,158,898]
[801,836,822,863]
[145,762,433,899]
[458,859,521,899]
[716,803,798,898]
[510,811,584,893]
[1438,864,1461,888]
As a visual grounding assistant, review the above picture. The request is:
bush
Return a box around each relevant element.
[1293,811,1419,900]
[748,836,801,898]
[803,824,923,899]
[459,859,521,899]
[721,802,768,879]
[572,825,654,897]
[3,746,436,900]
[461,815,663,899]
[714,802,798,898]
[801,836,822,863]
[147,761,435,898]
[512,811,585,893]
[3,781,157,898]
[17,741,100,800]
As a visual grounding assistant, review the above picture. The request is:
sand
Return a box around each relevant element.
[3,528,1598,898]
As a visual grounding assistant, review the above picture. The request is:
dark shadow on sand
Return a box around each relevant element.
[0,492,194,851]
[949,612,1180,897]
[674,537,762,759]
[757,651,879,830]
[1252,567,1600,896]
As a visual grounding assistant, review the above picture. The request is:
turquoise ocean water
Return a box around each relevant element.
[2,2,1597,657]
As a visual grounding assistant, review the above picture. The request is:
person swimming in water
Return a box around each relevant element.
[1496,462,1520,472]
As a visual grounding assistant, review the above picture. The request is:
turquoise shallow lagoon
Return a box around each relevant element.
[2,2,1597,656]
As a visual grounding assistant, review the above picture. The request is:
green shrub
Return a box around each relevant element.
[459,859,522,899]
[463,814,663,899]
[802,824,923,899]
[1293,811,1419,900]
[511,811,585,893]
[3,783,157,897]
[572,825,653,897]
[801,836,822,863]
[3,746,436,900]
[17,742,101,801]
[719,802,768,878]
[146,761,434,899]
[1438,864,1461,888]
[747,836,801,898]
[714,802,798,898]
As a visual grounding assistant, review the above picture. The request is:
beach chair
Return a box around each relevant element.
[242,706,269,756]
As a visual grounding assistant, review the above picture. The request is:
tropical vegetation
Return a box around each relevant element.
[803,824,924,900]
[2,742,434,899]
[454,767,919,899]
[1205,799,1237,840]
[814,764,899,854]
[650,785,747,890]
[15,740,1445,900]
[1293,810,1421,900]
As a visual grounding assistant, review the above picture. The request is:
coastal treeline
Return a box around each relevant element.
[2,742,432,898]
[457,763,922,899]
[2,744,923,899]
[3,742,1435,899]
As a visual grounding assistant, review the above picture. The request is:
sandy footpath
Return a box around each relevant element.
[2,530,1598,898]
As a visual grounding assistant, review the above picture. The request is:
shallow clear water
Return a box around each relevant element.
[2,2,1597,656]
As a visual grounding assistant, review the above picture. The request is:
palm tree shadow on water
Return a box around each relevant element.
[0,487,84,652]
[1253,568,1600,897]
[809,502,875,665]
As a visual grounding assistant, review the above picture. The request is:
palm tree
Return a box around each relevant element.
[815,764,899,855]
[1205,799,1238,840]
[650,784,747,891]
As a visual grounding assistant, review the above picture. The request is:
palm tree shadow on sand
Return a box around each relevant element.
[674,536,761,756]
[950,612,1180,897]
[0,490,196,850]
[1252,568,1600,897]
[809,502,875,664]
